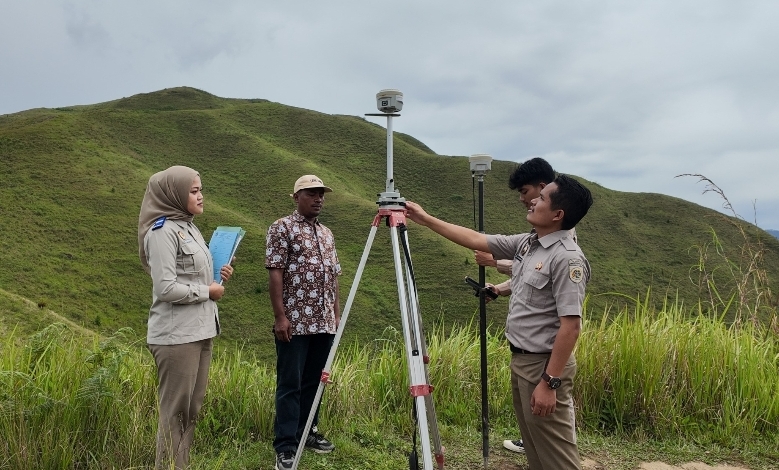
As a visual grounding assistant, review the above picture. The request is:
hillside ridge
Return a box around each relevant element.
[2,86,777,359]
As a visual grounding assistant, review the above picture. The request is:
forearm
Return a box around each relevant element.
[546,316,581,376]
[268,269,286,320]
[495,259,513,275]
[419,215,490,252]
[334,277,341,320]
[494,279,511,296]
[156,279,210,304]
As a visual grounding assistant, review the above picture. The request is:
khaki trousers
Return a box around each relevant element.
[148,338,213,470]
[511,352,581,470]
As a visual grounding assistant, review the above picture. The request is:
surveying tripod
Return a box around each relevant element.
[291,100,445,470]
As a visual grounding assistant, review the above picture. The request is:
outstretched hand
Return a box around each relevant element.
[404,201,429,226]
[484,283,498,303]
[474,250,497,268]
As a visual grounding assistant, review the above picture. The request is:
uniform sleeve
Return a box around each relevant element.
[551,252,590,317]
[265,221,289,269]
[494,279,511,296]
[486,233,527,261]
[496,259,513,275]
[146,227,210,304]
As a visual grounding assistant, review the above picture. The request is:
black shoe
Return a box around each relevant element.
[305,431,335,454]
[275,450,295,470]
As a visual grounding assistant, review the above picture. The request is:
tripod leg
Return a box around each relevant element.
[399,228,445,469]
[405,273,445,469]
[291,225,379,470]
[390,226,435,470]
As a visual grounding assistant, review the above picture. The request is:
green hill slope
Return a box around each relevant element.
[2,86,777,360]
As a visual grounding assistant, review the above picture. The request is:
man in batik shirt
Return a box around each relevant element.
[266,175,341,470]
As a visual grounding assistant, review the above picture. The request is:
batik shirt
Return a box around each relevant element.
[265,211,341,335]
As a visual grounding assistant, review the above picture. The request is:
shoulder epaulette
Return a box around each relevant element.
[151,217,167,231]
[561,236,578,251]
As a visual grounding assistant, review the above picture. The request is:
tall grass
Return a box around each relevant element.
[0,324,157,469]
[2,297,778,468]
[322,323,515,436]
[679,173,778,325]
[578,292,779,444]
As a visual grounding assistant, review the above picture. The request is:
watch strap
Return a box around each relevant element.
[541,371,561,389]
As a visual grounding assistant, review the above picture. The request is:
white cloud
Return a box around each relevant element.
[2,0,778,228]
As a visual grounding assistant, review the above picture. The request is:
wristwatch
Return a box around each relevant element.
[541,371,562,390]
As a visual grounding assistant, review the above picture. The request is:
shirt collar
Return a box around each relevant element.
[291,210,319,225]
[537,229,568,249]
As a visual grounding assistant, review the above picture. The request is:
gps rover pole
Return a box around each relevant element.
[469,154,493,469]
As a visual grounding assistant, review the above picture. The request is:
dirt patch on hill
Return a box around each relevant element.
[581,459,751,470]
[638,463,750,470]
[580,459,751,470]
[488,456,751,469]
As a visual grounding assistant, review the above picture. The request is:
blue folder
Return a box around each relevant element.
[208,226,245,284]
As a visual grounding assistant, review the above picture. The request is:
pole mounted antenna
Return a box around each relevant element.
[366,89,405,209]
[469,154,492,177]
[468,153,492,470]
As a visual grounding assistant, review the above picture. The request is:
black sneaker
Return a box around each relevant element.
[502,439,525,454]
[305,431,335,454]
[275,450,294,470]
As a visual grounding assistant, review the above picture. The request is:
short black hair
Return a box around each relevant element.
[508,157,556,190]
[548,174,593,230]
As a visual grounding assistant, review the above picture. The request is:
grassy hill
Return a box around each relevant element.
[2,86,778,361]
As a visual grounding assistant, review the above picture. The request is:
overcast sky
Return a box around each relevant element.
[2,1,778,229]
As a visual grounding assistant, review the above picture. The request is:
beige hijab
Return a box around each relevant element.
[138,166,199,274]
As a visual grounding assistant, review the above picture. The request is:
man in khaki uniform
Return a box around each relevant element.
[406,174,593,470]
[476,157,577,303]
[475,157,578,454]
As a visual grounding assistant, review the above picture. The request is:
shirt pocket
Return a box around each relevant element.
[522,271,554,309]
[179,241,202,274]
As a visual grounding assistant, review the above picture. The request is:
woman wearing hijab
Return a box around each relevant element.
[138,166,234,469]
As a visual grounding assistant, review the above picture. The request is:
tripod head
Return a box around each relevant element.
[366,89,406,210]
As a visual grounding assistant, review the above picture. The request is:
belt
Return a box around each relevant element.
[509,343,544,354]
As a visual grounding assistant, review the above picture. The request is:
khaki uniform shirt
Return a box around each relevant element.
[493,227,578,291]
[144,219,219,345]
[487,230,589,352]
[266,211,342,335]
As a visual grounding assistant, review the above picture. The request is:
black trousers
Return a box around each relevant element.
[273,333,334,453]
